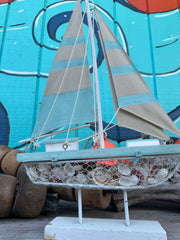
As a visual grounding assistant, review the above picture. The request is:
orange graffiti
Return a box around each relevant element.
[0,0,16,3]
[128,0,180,14]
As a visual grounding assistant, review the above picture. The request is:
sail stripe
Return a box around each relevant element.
[111,64,137,76]
[118,93,157,107]
[104,40,122,50]
[61,36,85,47]
[51,57,88,71]
[32,87,94,136]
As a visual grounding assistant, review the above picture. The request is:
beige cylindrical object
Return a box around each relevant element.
[0,174,17,218]
[75,189,111,209]
[11,164,47,218]
[52,186,75,202]
[0,145,12,172]
[1,149,22,176]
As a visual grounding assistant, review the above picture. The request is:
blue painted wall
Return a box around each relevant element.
[0,0,180,147]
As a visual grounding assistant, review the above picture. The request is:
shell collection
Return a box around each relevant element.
[25,155,179,188]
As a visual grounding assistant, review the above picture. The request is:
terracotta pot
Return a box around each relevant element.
[1,149,22,176]
[75,189,111,209]
[0,174,17,218]
[11,164,47,218]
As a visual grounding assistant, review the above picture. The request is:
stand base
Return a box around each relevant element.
[44,217,167,240]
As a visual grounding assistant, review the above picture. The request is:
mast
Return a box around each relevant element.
[84,0,104,148]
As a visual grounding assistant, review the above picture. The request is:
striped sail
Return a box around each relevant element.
[95,8,180,141]
[32,0,94,138]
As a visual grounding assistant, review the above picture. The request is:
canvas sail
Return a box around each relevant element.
[32,0,94,138]
[95,8,180,141]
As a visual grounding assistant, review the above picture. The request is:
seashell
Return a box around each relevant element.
[65,176,78,184]
[118,164,131,176]
[64,163,75,177]
[76,173,89,184]
[131,167,149,184]
[36,164,49,175]
[149,163,158,177]
[93,168,112,185]
[139,167,149,179]
[147,177,158,185]
[109,165,117,174]
[155,168,168,181]
[74,164,83,172]
[140,163,150,174]
[87,170,93,179]
[48,173,62,183]
[107,174,119,186]
[51,166,64,178]
[39,175,49,182]
[27,166,40,181]
[119,175,139,187]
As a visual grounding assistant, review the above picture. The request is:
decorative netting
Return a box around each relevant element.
[24,155,180,190]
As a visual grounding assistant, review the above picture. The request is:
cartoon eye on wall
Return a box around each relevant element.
[32,1,127,71]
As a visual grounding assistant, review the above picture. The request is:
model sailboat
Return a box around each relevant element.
[18,0,180,195]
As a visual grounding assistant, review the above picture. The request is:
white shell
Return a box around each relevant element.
[156,168,168,181]
[51,167,65,180]
[51,165,62,174]
[147,177,158,185]
[87,170,93,178]
[140,163,150,174]
[119,175,139,186]
[93,168,112,185]
[109,165,117,174]
[64,163,75,177]
[118,164,131,176]
[74,165,83,172]
[135,166,149,180]
[65,177,78,184]
[27,166,39,181]
[76,173,89,184]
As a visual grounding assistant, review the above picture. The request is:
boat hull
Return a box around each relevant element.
[17,145,180,190]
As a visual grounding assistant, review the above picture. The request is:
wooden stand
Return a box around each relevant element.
[44,217,167,240]
[44,188,167,240]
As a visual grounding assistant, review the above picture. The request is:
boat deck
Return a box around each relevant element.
[0,200,180,240]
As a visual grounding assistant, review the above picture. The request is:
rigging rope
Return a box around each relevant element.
[103,107,120,133]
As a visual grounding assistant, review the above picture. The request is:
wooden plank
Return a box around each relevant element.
[17,144,180,163]
[0,200,180,240]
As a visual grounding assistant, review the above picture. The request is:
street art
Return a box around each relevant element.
[0,102,9,145]
[0,0,179,147]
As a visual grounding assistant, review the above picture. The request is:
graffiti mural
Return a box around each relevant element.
[0,0,179,147]
[0,102,9,145]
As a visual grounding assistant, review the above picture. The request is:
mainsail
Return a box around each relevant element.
[32,0,94,138]
[95,8,180,141]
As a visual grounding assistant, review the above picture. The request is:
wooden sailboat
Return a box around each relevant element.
[17,0,180,225]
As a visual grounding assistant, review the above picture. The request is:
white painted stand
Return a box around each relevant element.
[44,217,167,240]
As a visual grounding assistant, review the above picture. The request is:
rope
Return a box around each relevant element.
[103,107,120,133]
